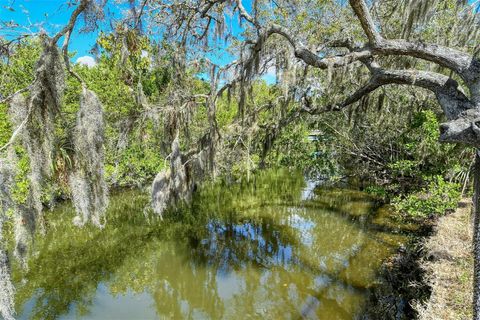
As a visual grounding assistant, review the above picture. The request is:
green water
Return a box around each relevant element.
[10,170,414,319]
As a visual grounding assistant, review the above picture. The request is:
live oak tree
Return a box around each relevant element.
[1,0,480,319]
[150,0,480,316]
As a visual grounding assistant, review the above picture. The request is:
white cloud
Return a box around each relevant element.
[262,64,276,84]
[265,64,276,77]
[75,55,97,68]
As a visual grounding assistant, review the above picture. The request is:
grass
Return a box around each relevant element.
[416,198,473,320]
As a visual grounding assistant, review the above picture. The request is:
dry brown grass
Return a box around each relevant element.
[416,198,474,320]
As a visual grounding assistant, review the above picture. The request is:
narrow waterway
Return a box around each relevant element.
[10,170,416,319]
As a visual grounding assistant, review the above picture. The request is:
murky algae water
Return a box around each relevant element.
[10,170,415,319]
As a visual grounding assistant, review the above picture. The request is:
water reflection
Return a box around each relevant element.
[10,170,412,319]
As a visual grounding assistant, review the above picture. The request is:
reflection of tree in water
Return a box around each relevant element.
[11,170,411,319]
[12,193,158,319]
[109,210,311,318]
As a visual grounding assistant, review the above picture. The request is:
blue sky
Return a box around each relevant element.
[0,1,247,61]
[1,0,125,58]
[2,0,479,58]
[0,0,277,80]
[2,0,477,84]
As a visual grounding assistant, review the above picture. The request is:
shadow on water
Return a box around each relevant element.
[9,169,415,319]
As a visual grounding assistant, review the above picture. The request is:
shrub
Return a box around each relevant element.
[364,185,387,200]
[393,175,461,218]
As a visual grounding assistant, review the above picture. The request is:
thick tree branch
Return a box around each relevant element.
[264,24,370,69]
[306,68,472,120]
[264,20,479,87]
[235,0,260,29]
[62,29,86,86]
[348,0,382,45]
[252,23,477,81]
[51,0,89,44]
[372,40,479,84]
[349,0,480,84]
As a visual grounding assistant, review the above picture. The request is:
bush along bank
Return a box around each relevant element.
[362,183,469,319]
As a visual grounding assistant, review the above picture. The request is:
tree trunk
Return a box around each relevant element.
[473,149,480,319]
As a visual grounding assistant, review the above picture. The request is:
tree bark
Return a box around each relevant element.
[473,149,480,319]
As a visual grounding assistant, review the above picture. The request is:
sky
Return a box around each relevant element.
[1,0,126,60]
[0,0,279,81]
[0,1,245,63]
[2,0,478,85]
[1,0,479,56]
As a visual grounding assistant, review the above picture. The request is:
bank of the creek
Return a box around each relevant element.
[7,170,427,319]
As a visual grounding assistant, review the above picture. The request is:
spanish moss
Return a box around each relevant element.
[69,88,108,228]
[0,160,15,320]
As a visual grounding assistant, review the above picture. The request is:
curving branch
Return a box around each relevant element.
[51,0,89,45]
[133,0,150,30]
[372,40,479,84]
[348,0,382,45]
[327,69,473,120]
[230,22,370,80]
[235,0,260,29]
[62,29,86,86]
[266,24,371,69]
[0,95,35,152]
[58,0,92,86]
[348,0,480,84]
[0,85,31,105]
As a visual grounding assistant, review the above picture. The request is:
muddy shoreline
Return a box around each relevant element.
[363,218,435,319]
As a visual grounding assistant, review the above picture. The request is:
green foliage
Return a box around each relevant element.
[387,160,419,177]
[0,103,11,147]
[364,185,388,200]
[404,110,454,166]
[11,149,31,205]
[385,110,463,182]
[264,123,312,167]
[393,176,461,218]
[263,122,340,176]
[107,143,166,187]
[216,97,238,129]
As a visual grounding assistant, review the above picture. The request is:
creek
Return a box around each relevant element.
[11,170,417,319]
